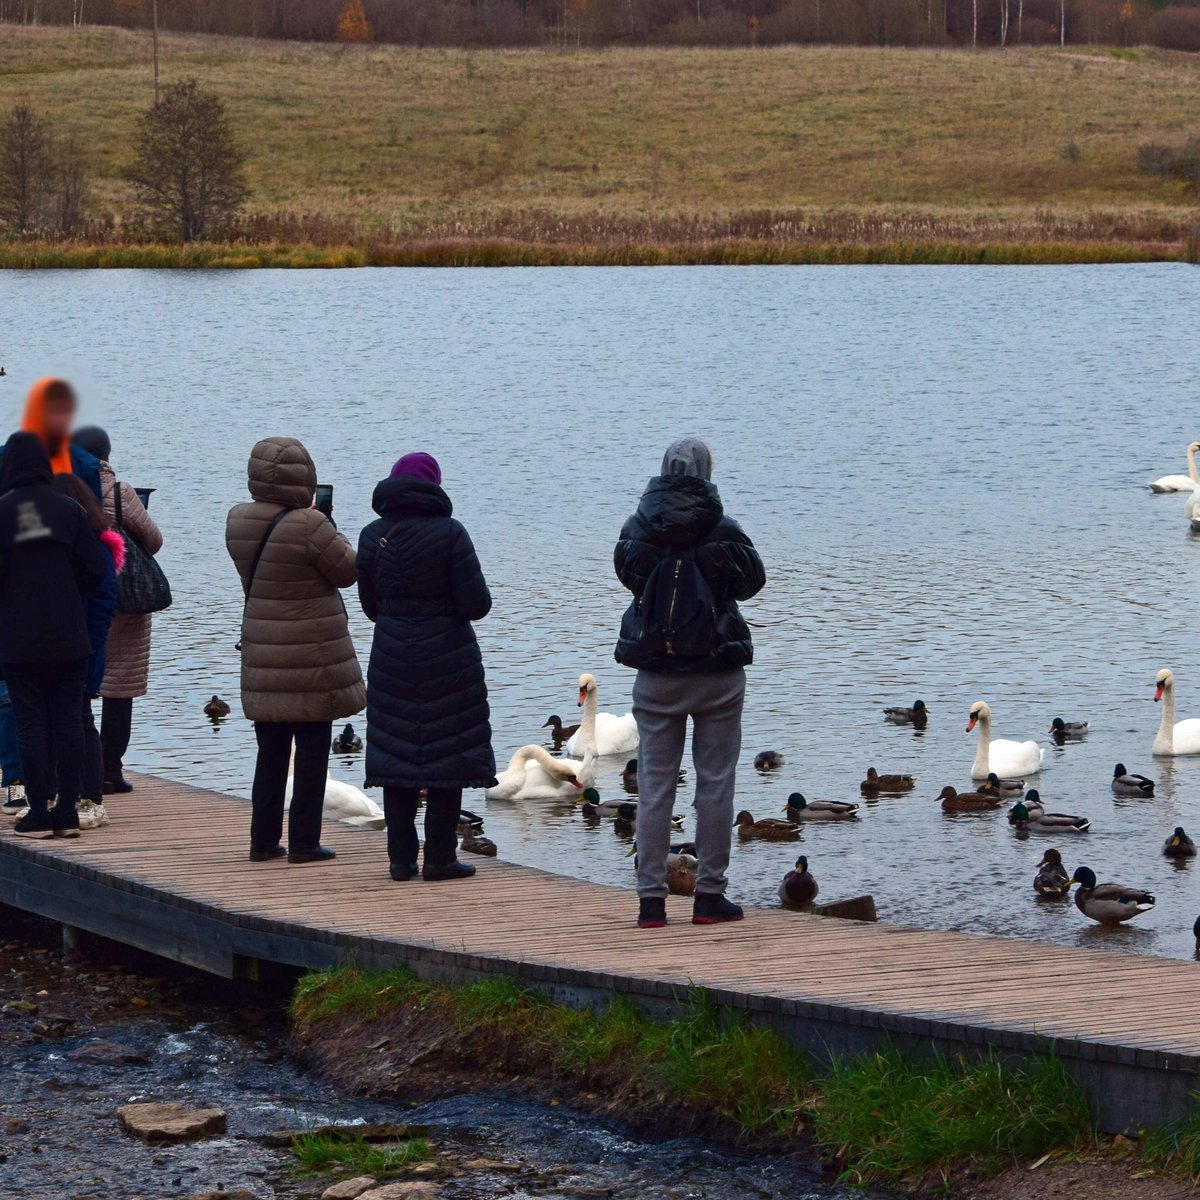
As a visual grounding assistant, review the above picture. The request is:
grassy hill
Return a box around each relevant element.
[1,25,1198,264]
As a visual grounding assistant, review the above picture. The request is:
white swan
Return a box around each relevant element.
[1150,442,1200,493]
[564,673,639,758]
[486,744,597,800]
[1152,668,1200,756]
[285,772,386,829]
[967,701,1043,779]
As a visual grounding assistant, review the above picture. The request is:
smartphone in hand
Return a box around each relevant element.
[314,483,334,518]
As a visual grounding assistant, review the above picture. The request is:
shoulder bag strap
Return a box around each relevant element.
[236,507,293,651]
[372,520,407,590]
[112,480,124,531]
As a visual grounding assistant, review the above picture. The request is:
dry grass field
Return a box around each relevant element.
[1,25,1198,262]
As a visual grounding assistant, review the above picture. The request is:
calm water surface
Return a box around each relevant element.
[4,265,1200,961]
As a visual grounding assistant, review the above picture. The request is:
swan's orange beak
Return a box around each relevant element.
[577,690,586,708]
[570,777,583,789]
[1155,683,1165,702]
[966,715,978,732]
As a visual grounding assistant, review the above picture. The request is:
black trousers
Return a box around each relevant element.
[81,695,103,802]
[251,721,331,853]
[100,696,133,782]
[4,658,87,813]
[383,786,461,868]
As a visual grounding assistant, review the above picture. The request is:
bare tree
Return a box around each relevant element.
[127,78,249,241]
[54,134,89,235]
[999,0,1009,45]
[1017,0,1023,41]
[971,0,977,46]
[1059,0,1065,44]
[0,104,50,234]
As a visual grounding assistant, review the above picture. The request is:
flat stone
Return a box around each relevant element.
[262,1121,428,1148]
[71,1039,150,1066]
[183,1192,258,1200]
[322,1178,378,1200]
[359,1184,442,1200]
[117,1102,227,1142]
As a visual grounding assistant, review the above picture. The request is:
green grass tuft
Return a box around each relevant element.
[290,1131,430,1177]
[1143,1103,1200,1181]
[810,1048,1092,1189]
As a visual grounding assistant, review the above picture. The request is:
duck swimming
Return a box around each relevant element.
[735,810,801,840]
[331,723,362,753]
[579,787,626,817]
[860,767,915,794]
[204,695,231,719]
[542,714,580,749]
[622,759,639,792]
[1033,848,1070,897]
[938,785,1003,812]
[779,855,819,909]
[755,751,785,772]
[979,772,1025,798]
[1049,718,1089,743]
[884,700,928,728]
[784,793,859,822]
[1011,797,1089,833]
[1070,866,1155,925]
[1164,827,1197,859]
[1111,763,1155,798]
[460,828,497,857]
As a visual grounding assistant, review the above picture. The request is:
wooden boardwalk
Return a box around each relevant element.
[1,773,1198,1132]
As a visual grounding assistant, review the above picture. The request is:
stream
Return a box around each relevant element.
[0,907,872,1200]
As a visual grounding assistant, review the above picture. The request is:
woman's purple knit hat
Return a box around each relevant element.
[390,452,442,485]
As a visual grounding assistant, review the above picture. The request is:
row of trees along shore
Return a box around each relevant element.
[3,0,1200,49]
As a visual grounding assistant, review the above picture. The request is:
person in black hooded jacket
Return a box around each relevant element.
[0,432,109,838]
[357,452,496,883]
[614,437,765,930]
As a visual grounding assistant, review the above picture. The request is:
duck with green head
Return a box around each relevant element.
[784,793,859,822]
[779,855,819,909]
[1070,866,1154,925]
[1011,795,1089,833]
[1164,826,1197,859]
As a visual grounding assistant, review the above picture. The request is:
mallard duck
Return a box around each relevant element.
[621,759,639,792]
[754,751,785,772]
[1049,717,1089,743]
[204,695,231,719]
[1194,914,1200,951]
[1011,799,1089,833]
[460,828,497,857]
[779,855,819,909]
[938,785,1003,812]
[735,810,801,840]
[1007,790,1044,823]
[860,767,915,794]
[884,700,928,728]
[1034,848,1071,897]
[542,714,580,748]
[666,852,698,896]
[1111,763,1155,798]
[1070,866,1155,925]
[979,772,1025,798]
[1164,826,1197,859]
[457,808,485,837]
[579,787,625,818]
[614,802,639,835]
[331,723,362,753]
[783,793,859,822]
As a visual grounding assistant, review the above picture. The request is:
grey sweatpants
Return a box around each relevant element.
[632,667,746,899]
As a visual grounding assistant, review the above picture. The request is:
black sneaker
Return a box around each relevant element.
[14,810,54,839]
[50,804,81,839]
[692,893,744,925]
[249,844,286,862]
[102,777,134,795]
[637,897,667,928]
[423,859,476,882]
[287,846,336,864]
[389,862,420,881]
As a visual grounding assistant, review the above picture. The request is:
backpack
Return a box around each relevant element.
[637,548,718,658]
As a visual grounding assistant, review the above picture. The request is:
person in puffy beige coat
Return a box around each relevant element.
[226,436,365,865]
[72,427,164,795]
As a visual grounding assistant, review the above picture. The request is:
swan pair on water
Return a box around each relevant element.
[1148,442,1200,532]
[487,673,639,800]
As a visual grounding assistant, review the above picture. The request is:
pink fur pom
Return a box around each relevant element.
[100,528,127,575]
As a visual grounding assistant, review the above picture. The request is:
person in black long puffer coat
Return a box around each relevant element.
[357,452,496,883]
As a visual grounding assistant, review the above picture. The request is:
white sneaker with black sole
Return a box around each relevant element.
[2,782,26,816]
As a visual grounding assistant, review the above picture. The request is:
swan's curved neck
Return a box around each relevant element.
[1188,446,1199,486]
[974,711,991,765]
[1157,683,1176,752]
[529,743,578,780]
[577,685,598,748]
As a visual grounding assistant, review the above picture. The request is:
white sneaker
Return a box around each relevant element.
[10,804,29,823]
[2,782,26,815]
[76,800,109,831]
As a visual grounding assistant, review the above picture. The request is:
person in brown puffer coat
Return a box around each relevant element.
[226,437,365,865]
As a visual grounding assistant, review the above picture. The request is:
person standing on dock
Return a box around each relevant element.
[73,427,164,801]
[0,433,110,839]
[226,437,365,865]
[614,437,765,929]
[356,452,496,883]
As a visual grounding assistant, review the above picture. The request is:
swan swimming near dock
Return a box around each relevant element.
[966,701,1043,779]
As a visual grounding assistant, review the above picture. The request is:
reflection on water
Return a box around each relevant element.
[4,264,1200,959]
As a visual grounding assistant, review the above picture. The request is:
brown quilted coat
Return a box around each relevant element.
[98,463,164,700]
[225,437,365,725]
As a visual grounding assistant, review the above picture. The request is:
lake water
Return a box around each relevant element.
[4,264,1200,961]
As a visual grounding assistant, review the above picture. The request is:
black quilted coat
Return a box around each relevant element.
[356,476,496,790]
[614,474,765,674]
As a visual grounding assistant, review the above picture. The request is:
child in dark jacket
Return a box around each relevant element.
[0,434,109,838]
[53,475,123,830]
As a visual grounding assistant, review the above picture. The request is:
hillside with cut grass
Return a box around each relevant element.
[1,25,1198,264]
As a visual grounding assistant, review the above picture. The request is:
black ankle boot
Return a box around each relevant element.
[422,859,476,882]
[288,845,337,864]
[389,861,419,881]
[692,893,743,925]
[638,897,667,928]
[249,844,286,862]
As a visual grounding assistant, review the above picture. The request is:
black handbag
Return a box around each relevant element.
[112,484,172,615]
